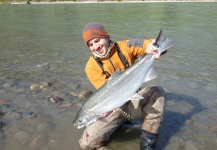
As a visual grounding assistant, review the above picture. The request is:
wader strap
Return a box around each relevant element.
[114,42,130,69]
[94,42,129,79]
[94,57,111,79]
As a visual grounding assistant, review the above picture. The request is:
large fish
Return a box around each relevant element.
[73,29,176,129]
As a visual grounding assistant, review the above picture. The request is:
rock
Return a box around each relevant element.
[97,146,111,150]
[1,104,11,113]
[2,82,13,88]
[36,63,49,68]
[14,131,29,141]
[31,82,50,91]
[48,139,61,149]
[42,87,53,91]
[209,118,217,131]
[169,136,184,144]
[165,143,180,150]
[38,82,50,89]
[0,130,5,139]
[59,103,72,109]
[184,140,202,150]
[30,134,47,150]
[47,96,62,104]
[46,79,56,85]
[78,90,92,99]
[30,84,41,91]
[52,91,68,99]
[23,111,36,118]
[166,100,176,107]
[0,99,10,104]
[37,122,55,133]
[71,91,79,97]
[3,111,22,121]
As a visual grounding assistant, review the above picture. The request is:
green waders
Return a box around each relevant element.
[79,86,165,150]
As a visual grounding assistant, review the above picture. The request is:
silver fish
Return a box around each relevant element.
[73,29,176,129]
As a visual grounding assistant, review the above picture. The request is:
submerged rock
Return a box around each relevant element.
[2,111,22,121]
[30,134,47,150]
[71,91,79,97]
[38,82,50,89]
[209,118,217,131]
[0,99,10,104]
[78,90,92,99]
[71,90,92,99]
[184,140,203,150]
[37,122,55,133]
[14,130,29,142]
[47,96,62,104]
[0,130,5,139]
[30,84,41,91]
[30,82,50,91]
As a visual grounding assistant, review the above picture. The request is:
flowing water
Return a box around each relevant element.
[0,2,217,150]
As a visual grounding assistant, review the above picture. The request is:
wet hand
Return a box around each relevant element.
[100,109,117,117]
[146,40,161,59]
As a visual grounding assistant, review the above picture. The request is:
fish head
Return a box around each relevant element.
[73,109,98,129]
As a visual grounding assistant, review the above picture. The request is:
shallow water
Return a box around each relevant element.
[0,2,217,150]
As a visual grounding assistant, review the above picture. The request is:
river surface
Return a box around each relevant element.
[0,2,217,150]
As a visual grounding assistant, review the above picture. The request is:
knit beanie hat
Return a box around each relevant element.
[82,22,110,45]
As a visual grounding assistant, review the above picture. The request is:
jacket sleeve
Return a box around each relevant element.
[127,39,153,58]
[117,39,153,64]
[85,57,108,89]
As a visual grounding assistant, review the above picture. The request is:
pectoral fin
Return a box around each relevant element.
[144,67,157,82]
[129,93,144,101]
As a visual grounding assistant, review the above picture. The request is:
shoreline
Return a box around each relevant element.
[2,0,217,4]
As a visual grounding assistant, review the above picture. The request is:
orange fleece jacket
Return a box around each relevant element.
[85,39,153,89]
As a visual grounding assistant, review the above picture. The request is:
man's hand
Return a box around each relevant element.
[146,40,162,59]
[100,109,117,117]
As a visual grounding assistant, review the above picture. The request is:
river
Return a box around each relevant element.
[0,2,217,150]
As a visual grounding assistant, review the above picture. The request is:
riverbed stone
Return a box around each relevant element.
[30,84,41,91]
[71,91,79,97]
[37,122,55,133]
[38,82,50,89]
[184,140,202,150]
[1,104,12,113]
[48,139,61,149]
[30,134,47,150]
[165,142,180,150]
[2,111,22,121]
[0,130,5,139]
[52,91,68,99]
[209,118,217,131]
[78,90,92,99]
[14,130,29,141]
[23,111,37,118]
[0,98,10,104]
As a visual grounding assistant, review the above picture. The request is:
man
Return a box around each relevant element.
[79,22,165,150]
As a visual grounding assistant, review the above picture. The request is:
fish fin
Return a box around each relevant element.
[129,93,144,109]
[153,29,163,47]
[108,69,122,82]
[144,67,157,82]
[129,93,144,101]
[154,29,176,53]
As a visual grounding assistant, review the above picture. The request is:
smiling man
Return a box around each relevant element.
[79,22,165,150]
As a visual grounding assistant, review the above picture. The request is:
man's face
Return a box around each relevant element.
[87,37,109,57]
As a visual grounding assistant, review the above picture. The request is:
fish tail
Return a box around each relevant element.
[154,29,176,53]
